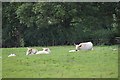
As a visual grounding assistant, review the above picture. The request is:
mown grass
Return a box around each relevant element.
[2,45,118,78]
[0,48,2,79]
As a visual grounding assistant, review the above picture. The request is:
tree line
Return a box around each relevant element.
[2,2,120,47]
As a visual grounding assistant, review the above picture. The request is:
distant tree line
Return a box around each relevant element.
[2,2,120,48]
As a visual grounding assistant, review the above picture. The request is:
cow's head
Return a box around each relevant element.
[26,47,32,55]
[74,43,82,51]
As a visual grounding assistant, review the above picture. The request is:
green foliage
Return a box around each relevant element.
[93,29,115,45]
[2,3,25,47]
[2,46,118,78]
[2,2,120,47]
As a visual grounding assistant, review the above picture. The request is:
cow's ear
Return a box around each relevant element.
[30,48,32,51]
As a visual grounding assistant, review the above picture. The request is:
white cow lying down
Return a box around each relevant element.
[36,48,51,54]
[8,54,16,57]
[26,47,51,55]
[74,42,93,51]
[26,47,38,55]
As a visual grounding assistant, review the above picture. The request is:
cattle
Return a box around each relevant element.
[74,42,93,51]
[8,54,16,57]
[26,47,38,55]
[36,48,51,54]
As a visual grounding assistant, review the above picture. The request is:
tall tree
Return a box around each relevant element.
[2,2,120,47]
[2,2,25,47]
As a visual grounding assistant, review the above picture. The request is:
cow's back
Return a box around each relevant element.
[80,42,93,50]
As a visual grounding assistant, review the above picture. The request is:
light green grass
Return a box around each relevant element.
[2,45,118,78]
[0,48,2,79]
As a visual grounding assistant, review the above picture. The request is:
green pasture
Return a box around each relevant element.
[2,45,118,78]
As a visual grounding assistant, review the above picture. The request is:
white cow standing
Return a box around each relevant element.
[75,42,93,51]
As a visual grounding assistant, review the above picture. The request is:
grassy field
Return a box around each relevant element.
[0,48,2,79]
[2,45,118,78]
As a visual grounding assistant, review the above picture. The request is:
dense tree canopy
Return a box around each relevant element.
[2,2,120,47]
